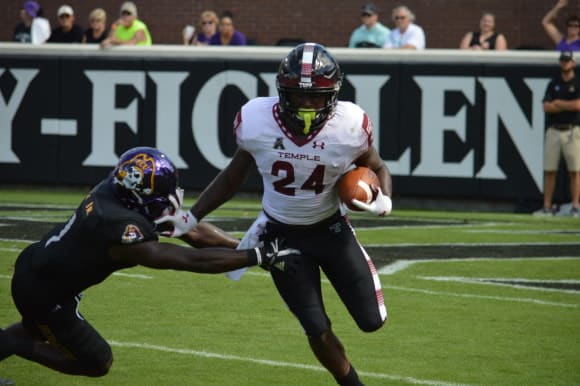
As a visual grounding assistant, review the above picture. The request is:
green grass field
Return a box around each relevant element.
[1,187,579,385]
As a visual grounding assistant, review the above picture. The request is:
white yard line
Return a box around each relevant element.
[378,256,580,275]
[366,241,580,247]
[112,272,153,279]
[418,276,580,295]
[385,285,579,308]
[0,272,154,280]
[109,340,468,386]
[243,270,580,308]
[0,238,35,244]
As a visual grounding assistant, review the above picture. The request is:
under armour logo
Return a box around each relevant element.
[274,138,285,150]
[313,141,325,149]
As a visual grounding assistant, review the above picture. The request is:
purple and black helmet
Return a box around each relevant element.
[111,147,181,220]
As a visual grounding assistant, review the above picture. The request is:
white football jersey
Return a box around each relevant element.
[235,97,374,225]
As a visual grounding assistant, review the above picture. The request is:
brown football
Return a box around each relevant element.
[337,167,380,211]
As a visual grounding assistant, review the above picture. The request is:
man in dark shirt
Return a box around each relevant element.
[0,147,298,378]
[536,50,580,216]
[47,4,83,43]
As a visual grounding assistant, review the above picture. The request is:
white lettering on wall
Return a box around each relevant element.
[0,68,38,163]
[83,71,145,166]
[346,75,413,174]
[477,78,549,190]
[0,66,550,196]
[413,76,475,177]
[192,70,258,169]
[148,71,189,168]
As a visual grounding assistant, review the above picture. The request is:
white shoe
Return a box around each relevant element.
[533,207,554,216]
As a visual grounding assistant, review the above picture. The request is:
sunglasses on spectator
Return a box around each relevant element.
[361,13,373,17]
[121,10,132,16]
[394,15,407,20]
[59,14,71,19]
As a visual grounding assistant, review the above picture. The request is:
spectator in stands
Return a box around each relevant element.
[459,12,508,50]
[13,1,35,42]
[183,10,218,46]
[348,3,390,48]
[47,5,83,43]
[542,0,580,51]
[535,51,580,217]
[83,8,109,44]
[208,11,247,46]
[14,1,50,44]
[382,5,425,49]
[101,2,152,47]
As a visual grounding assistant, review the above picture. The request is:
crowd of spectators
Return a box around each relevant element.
[9,1,580,52]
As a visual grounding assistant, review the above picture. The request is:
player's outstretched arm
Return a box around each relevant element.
[179,221,240,249]
[109,238,299,274]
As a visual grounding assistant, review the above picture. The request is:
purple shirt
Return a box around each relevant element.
[556,38,580,51]
[208,31,247,46]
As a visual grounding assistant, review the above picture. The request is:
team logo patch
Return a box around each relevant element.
[122,224,144,244]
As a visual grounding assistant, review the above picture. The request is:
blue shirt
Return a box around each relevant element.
[348,22,390,48]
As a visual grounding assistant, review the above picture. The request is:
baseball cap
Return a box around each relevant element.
[120,1,137,16]
[559,50,574,62]
[361,4,378,15]
[23,0,40,17]
[57,4,73,17]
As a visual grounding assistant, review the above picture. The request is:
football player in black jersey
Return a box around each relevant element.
[0,147,298,378]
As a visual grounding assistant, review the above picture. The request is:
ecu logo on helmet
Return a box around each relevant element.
[115,153,157,195]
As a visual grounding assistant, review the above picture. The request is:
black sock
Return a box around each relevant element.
[335,365,364,386]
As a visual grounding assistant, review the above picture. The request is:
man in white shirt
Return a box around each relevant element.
[383,5,425,49]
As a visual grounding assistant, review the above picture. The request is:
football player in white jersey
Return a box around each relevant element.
[158,43,393,386]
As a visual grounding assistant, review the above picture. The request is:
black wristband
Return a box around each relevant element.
[246,248,260,266]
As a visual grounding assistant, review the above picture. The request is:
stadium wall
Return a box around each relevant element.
[1,0,578,50]
[0,44,570,208]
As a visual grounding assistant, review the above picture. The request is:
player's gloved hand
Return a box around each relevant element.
[154,209,198,237]
[351,187,392,217]
[254,238,301,274]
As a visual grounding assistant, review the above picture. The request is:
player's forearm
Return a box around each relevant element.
[155,244,256,273]
[181,248,257,273]
[179,222,240,249]
[191,163,249,220]
[376,166,392,197]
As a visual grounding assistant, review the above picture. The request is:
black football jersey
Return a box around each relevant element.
[19,180,158,301]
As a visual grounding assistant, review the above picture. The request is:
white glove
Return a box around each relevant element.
[351,188,392,216]
[154,209,198,237]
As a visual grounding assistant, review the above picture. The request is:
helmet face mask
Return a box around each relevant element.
[276,43,343,135]
[111,147,181,220]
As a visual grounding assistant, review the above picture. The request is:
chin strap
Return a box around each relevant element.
[297,109,317,134]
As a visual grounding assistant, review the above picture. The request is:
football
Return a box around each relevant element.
[337,166,380,211]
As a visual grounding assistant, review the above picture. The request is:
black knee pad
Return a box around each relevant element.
[356,316,386,333]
